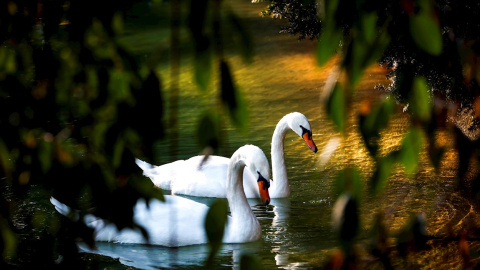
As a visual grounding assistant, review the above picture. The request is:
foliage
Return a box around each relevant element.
[310,0,480,267]
[256,0,480,267]
[0,0,253,268]
[0,0,167,266]
[260,0,321,40]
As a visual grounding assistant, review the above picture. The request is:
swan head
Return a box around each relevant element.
[287,112,318,153]
[256,172,270,206]
[241,145,271,205]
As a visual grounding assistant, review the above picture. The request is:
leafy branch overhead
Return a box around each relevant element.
[0,0,256,266]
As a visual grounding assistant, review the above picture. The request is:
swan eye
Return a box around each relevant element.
[257,172,270,189]
[300,125,312,140]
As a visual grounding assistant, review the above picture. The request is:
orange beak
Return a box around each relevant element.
[257,175,270,205]
[303,132,318,153]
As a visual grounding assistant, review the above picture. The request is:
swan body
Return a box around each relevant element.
[51,144,270,247]
[137,112,317,198]
[136,155,260,198]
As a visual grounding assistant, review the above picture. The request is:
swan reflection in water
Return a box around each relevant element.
[263,198,295,268]
[83,241,266,270]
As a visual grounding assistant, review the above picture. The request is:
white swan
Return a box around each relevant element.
[50,144,271,247]
[269,112,317,197]
[136,112,317,198]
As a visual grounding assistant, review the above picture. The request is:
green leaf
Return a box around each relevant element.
[228,11,254,63]
[132,70,164,160]
[0,217,17,260]
[220,60,249,132]
[335,167,362,201]
[196,110,220,151]
[92,122,109,151]
[193,44,212,91]
[112,139,124,168]
[109,70,132,102]
[362,13,377,45]
[323,0,340,21]
[360,98,395,156]
[112,12,124,35]
[410,12,442,55]
[220,60,237,109]
[364,98,395,135]
[350,40,367,85]
[341,12,390,87]
[0,139,11,178]
[205,199,228,244]
[370,153,396,195]
[188,0,211,91]
[333,193,359,245]
[369,29,391,65]
[317,25,342,66]
[204,199,228,268]
[130,174,164,202]
[0,47,17,74]
[232,86,249,133]
[399,127,424,175]
[327,82,346,133]
[38,139,53,174]
[188,0,209,40]
[410,77,432,122]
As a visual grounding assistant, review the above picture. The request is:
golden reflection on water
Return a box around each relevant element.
[312,61,468,267]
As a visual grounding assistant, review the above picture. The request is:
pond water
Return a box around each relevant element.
[86,0,459,269]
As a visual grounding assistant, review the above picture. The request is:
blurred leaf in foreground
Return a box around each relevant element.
[220,60,248,132]
[399,127,424,175]
[317,24,342,67]
[334,167,362,201]
[409,1,442,56]
[332,193,359,249]
[409,76,432,122]
[370,152,396,195]
[326,82,346,133]
[204,199,228,268]
[197,109,221,152]
[240,253,264,270]
[0,216,17,261]
[359,97,395,156]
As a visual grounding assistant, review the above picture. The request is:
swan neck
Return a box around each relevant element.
[271,118,290,197]
[227,156,256,221]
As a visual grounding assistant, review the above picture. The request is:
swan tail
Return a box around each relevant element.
[135,158,182,190]
[135,158,153,171]
[51,197,104,230]
[135,158,165,182]
[50,197,70,215]
[50,197,80,221]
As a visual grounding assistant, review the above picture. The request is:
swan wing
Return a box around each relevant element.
[170,156,229,197]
